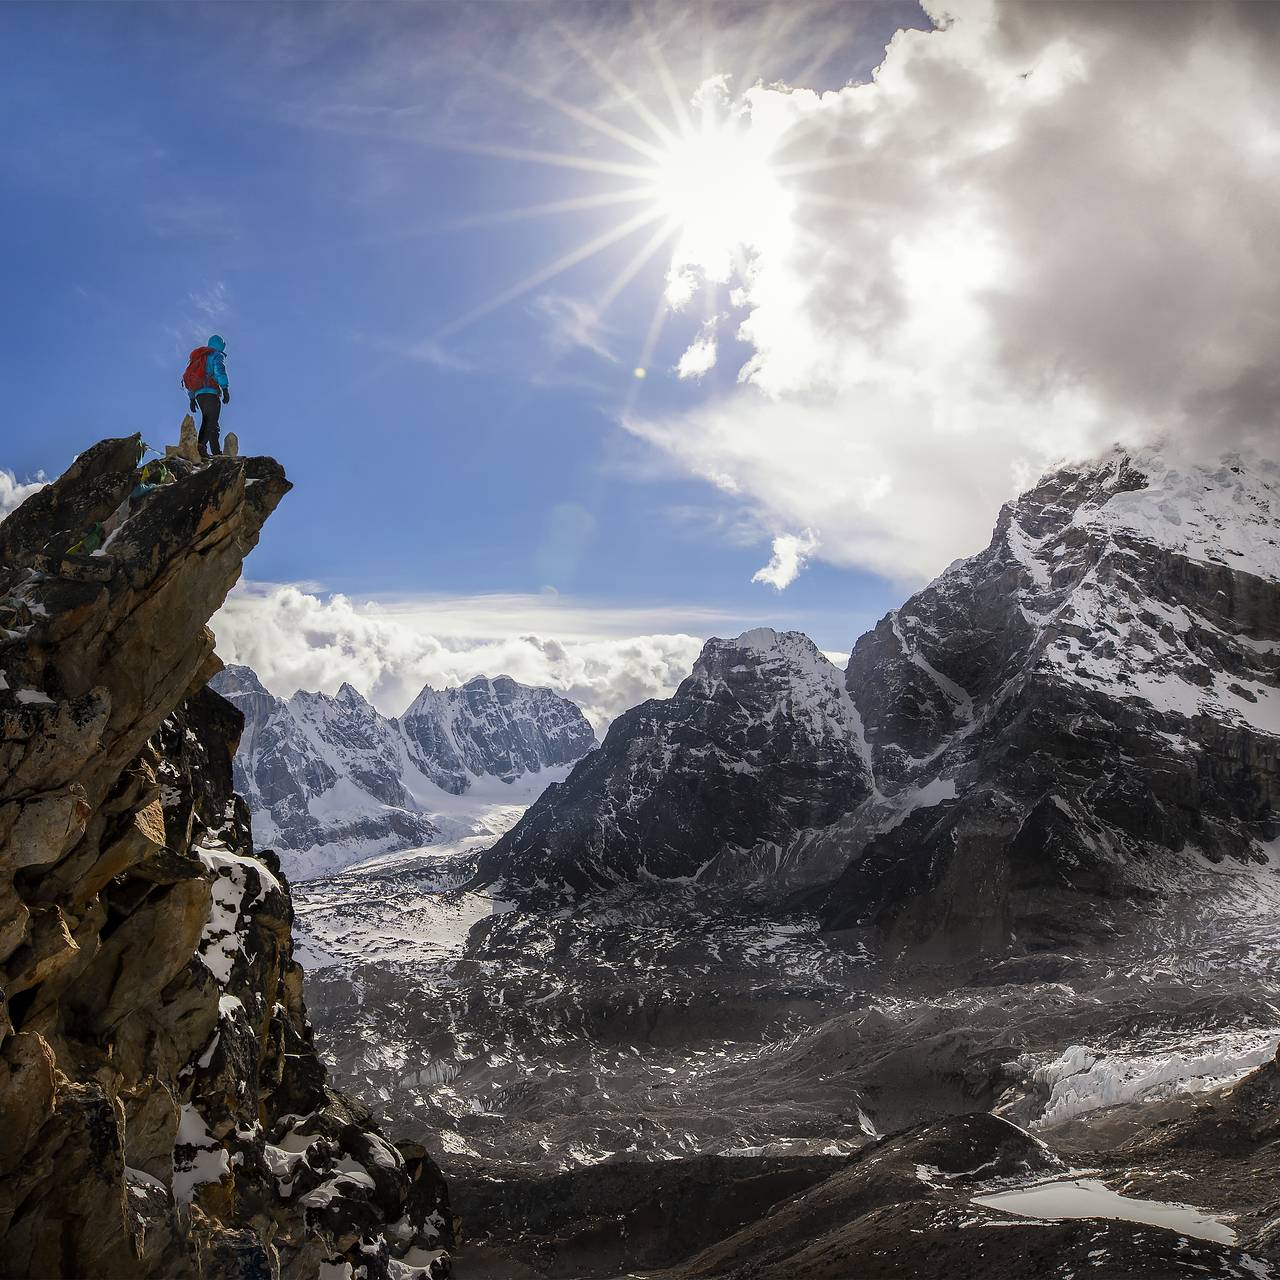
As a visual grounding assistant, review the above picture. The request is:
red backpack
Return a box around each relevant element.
[181,346,213,393]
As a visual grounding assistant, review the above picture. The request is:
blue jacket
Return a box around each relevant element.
[193,334,228,398]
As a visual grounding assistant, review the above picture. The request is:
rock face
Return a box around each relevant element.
[477,450,1280,959]
[474,629,871,894]
[0,437,451,1278]
[211,665,595,878]
[401,675,595,793]
[816,448,1280,959]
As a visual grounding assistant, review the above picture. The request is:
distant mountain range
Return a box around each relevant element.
[210,666,596,878]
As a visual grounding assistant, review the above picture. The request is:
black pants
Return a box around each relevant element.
[196,394,222,457]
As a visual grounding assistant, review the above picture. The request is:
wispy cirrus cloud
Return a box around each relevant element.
[532,292,618,364]
[347,330,474,373]
[186,281,230,326]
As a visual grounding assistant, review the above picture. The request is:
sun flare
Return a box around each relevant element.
[647,117,788,292]
[439,45,812,376]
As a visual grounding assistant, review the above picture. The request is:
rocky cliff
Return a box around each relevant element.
[0,437,451,1278]
[476,450,1280,961]
[211,664,595,879]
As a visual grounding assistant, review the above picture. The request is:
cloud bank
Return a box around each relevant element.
[629,0,1280,583]
[212,583,714,734]
[0,470,47,520]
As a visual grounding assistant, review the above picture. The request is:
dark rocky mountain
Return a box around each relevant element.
[473,628,871,892]
[477,449,1280,961]
[0,437,450,1277]
[210,662,595,879]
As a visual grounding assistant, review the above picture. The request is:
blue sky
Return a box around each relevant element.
[7,2,1263,726]
[0,2,921,668]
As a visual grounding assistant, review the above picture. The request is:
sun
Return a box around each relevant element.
[648,113,789,299]
[437,43,804,376]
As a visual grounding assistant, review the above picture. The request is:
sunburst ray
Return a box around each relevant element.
[437,186,659,233]
[596,218,680,315]
[437,138,657,183]
[628,288,675,404]
[554,20,679,150]
[633,10,696,139]
[440,205,667,336]
[479,60,670,164]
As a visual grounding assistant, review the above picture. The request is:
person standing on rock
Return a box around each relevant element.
[181,334,231,459]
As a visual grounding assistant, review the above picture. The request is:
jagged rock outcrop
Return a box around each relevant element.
[475,450,1280,961]
[0,437,451,1277]
[473,629,871,894]
[211,664,595,878]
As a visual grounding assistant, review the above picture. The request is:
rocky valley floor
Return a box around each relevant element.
[293,829,1280,1277]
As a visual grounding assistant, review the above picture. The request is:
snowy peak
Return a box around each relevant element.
[689,628,866,755]
[998,448,1280,589]
[210,664,595,877]
[336,680,371,710]
[400,672,596,793]
[215,662,270,698]
[820,445,1280,953]
[474,626,874,893]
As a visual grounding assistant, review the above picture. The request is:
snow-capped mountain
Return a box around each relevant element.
[477,449,1280,958]
[401,674,598,794]
[472,628,873,893]
[211,665,595,878]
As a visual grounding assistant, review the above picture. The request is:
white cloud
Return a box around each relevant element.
[0,470,47,520]
[752,529,819,590]
[630,0,1280,583]
[211,583,731,733]
[676,318,720,380]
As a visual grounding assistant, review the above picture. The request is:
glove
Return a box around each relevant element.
[221,389,230,405]
[188,399,197,414]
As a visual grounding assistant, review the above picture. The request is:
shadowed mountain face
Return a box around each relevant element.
[211,663,595,878]
[476,450,1280,960]
[473,628,872,894]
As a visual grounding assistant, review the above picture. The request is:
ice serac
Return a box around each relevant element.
[474,628,874,893]
[476,449,1280,960]
[0,437,451,1278]
[212,663,596,877]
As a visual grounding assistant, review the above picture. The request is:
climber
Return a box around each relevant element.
[181,334,231,459]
